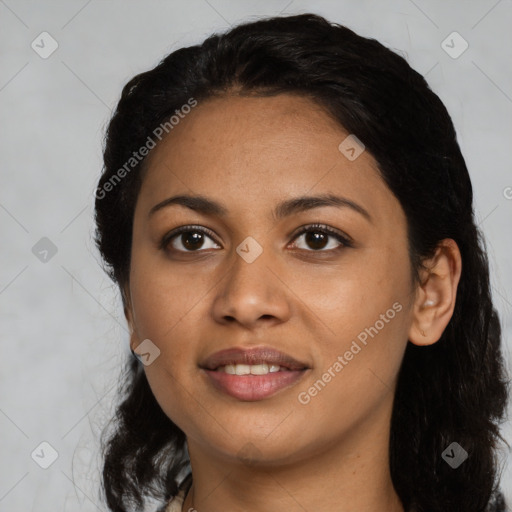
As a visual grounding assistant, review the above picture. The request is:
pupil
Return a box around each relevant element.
[183,232,204,250]
[306,231,327,250]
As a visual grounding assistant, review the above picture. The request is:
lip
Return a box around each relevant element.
[200,346,309,371]
[200,346,310,401]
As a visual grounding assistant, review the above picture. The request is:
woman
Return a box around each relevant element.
[94,13,509,512]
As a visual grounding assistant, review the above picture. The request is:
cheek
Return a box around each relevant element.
[129,245,207,342]
[294,302,409,443]
[303,244,412,393]
[127,266,206,425]
[128,260,208,434]
[306,248,410,344]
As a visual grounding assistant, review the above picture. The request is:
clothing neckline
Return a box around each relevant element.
[164,473,192,512]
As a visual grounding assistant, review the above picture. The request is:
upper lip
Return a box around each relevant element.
[200,346,309,371]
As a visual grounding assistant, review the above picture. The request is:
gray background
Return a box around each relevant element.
[1,1,511,510]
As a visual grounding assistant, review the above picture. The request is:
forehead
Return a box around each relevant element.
[137,93,401,224]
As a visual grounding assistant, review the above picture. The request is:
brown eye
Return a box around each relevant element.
[161,226,221,252]
[180,231,207,251]
[290,224,353,252]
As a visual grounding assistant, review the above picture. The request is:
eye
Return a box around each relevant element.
[160,225,220,252]
[289,223,353,252]
[160,223,353,254]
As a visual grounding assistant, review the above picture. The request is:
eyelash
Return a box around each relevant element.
[159,223,354,253]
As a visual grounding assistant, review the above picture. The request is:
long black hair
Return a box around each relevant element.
[94,13,510,512]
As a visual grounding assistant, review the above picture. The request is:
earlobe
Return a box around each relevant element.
[408,239,462,347]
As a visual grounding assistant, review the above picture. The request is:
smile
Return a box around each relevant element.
[200,346,310,401]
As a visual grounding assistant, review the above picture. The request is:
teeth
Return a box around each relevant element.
[235,364,251,375]
[217,363,283,375]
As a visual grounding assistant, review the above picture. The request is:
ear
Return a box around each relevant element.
[122,284,139,353]
[408,239,462,346]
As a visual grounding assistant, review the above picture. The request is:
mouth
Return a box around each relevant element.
[199,346,310,401]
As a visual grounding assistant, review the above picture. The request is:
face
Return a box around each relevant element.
[126,93,417,465]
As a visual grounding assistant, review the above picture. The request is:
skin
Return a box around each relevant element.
[124,93,462,512]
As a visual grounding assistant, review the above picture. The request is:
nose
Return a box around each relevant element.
[211,243,292,329]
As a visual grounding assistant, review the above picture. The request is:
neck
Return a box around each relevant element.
[182,400,404,512]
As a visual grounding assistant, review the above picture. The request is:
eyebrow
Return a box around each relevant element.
[148,193,372,223]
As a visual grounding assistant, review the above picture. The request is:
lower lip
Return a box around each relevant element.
[202,369,307,401]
